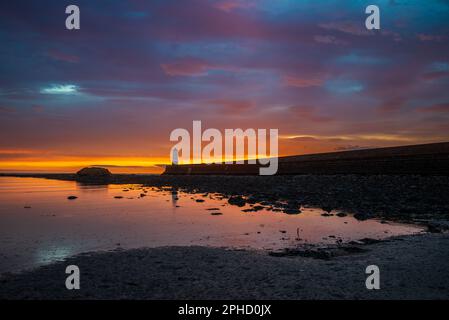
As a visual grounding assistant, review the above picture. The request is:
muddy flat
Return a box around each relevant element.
[1,233,449,299]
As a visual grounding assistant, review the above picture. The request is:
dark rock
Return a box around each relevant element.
[76,167,111,178]
[358,238,382,245]
[246,196,258,204]
[282,208,301,215]
[228,196,246,207]
[322,206,333,213]
[427,221,449,233]
[67,196,78,200]
[354,213,370,221]
[195,199,205,203]
[336,212,347,217]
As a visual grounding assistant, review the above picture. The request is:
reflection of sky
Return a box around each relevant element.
[0,1,448,172]
[0,177,423,273]
[171,189,179,207]
[35,246,73,265]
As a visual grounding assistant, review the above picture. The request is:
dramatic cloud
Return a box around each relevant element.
[319,21,370,36]
[161,58,218,76]
[419,103,449,113]
[40,85,79,95]
[47,50,80,63]
[214,0,257,12]
[314,35,348,46]
[282,75,326,88]
[417,33,446,42]
[0,0,448,172]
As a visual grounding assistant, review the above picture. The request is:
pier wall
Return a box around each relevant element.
[163,142,449,175]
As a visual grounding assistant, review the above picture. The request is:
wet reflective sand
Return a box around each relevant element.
[0,177,424,274]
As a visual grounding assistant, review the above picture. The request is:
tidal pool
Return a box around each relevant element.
[0,176,424,274]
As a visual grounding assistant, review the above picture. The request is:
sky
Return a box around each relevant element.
[0,0,448,173]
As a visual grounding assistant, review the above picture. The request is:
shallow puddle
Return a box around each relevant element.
[0,177,424,273]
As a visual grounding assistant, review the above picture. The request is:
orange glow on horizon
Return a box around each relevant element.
[1,135,445,174]
[0,157,168,174]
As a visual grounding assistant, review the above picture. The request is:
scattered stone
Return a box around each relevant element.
[322,206,333,213]
[67,196,78,200]
[282,208,301,215]
[195,199,205,203]
[210,212,223,216]
[358,238,382,245]
[336,212,347,217]
[427,221,449,233]
[114,196,123,199]
[354,213,370,221]
[228,196,246,207]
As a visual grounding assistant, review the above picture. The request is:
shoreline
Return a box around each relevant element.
[1,173,449,228]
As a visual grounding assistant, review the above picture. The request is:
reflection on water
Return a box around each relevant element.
[0,177,424,274]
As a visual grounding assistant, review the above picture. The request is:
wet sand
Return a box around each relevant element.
[1,233,449,299]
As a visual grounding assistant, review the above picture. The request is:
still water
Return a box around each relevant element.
[0,177,423,274]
